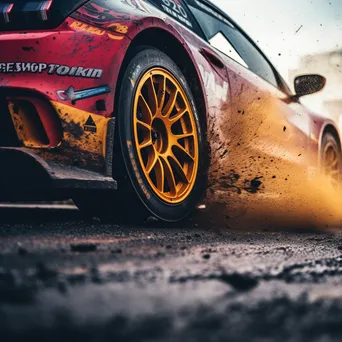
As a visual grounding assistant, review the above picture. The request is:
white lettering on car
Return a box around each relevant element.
[0,62,103,79]
[161,0,192,27]
[198,64,229,102]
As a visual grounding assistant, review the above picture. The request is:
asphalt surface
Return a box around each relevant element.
[1,205,342,341]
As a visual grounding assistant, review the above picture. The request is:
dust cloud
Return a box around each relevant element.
[202,92,342,232]
[200,162,342,232]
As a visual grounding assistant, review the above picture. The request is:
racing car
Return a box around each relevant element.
[0,0,339,222]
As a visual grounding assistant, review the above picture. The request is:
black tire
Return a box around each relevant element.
[321,132,342,188]
[74,47,206,222]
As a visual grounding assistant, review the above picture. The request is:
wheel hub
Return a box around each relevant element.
[151,118,168,153]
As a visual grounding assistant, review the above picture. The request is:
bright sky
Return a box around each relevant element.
[212,0,342,81]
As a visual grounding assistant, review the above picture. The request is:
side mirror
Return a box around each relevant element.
[294,74,326,98]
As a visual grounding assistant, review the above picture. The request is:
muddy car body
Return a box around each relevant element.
[0,0,338,221]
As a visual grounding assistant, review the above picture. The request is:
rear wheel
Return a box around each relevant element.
[321,132,341,188]
[73,47,206,222]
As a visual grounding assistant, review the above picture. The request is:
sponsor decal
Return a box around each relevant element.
[198,64,229,102]
[107,23,128,39]
[127,140,151,200]
[71,20,128,40]
[84,115,97,133]
[0,62,103,78]
[57,85,111,102]
[161,0,192,28]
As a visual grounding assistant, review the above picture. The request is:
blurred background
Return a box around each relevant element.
[213,0,342,122]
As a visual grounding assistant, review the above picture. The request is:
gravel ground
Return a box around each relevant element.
[1,205,342,341]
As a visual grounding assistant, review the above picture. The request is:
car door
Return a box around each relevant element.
[187,0,310,200]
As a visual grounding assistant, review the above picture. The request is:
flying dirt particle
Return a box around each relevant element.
[71,243,97,253]
[295,25,303,34]
[272,176,277,179]
[234,173,240,180]
[245,176,263,193]
[220,149,229,158]
[219,273,259,292]
[203,254,211,260]
[283,126,287,132]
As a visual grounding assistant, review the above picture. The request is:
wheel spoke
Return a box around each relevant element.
[169,108,187,123]
[162,89,178,118]
[174,142,194,162]
[147,77,158,115]
[139,138,152,149]
[169,153,189,183]
[138,94,153,125]
[160,156,177,196]
[175,132,194,140]
[146,151,158,174]
[154,158,165,192]
[157,76,166,111]
[137,119,151,131]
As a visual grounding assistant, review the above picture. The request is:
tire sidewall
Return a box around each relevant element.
[118,48,205,222]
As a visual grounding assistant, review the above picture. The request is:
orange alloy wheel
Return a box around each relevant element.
[132,68,199,204]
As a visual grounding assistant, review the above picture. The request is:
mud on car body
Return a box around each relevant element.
[0,0,338,221]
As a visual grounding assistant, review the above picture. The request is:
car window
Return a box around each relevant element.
[209,32,248,69]
[188,1,279,88]
[147,0,202,34]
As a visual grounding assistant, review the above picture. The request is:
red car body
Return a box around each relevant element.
[0,0,338,217]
